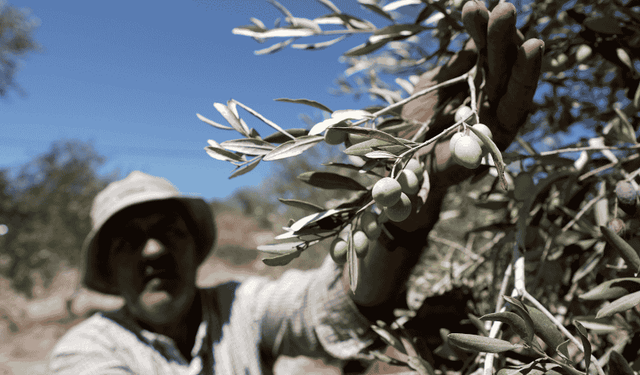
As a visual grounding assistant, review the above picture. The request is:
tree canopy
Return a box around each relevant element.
[0,140,115,297]
[0,1,41,98]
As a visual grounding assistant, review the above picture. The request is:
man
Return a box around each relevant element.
[49,3,543,374]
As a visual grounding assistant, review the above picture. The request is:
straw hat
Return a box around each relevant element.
[81,171,216,295]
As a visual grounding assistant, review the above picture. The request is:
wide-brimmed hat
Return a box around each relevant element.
[81,171,216,295]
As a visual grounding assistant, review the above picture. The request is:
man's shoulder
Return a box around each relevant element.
[52,310,130,352]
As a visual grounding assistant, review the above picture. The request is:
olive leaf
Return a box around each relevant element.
[583,16,623,35]
[309,110,373,135]
[287,208,352,232]
[220,138,275,156]
[556,339,573,363]
[608,350,635,375]
[205,144,244,163]
[257,241,306,255]
[370,350,407,366]
[298,171,367,191]
[596,290,640,319]
[573,320,591,372]
[447,333,523,353]
[233,27,315,39]
[358,1,393,21]
[382,0,422,12]
[291,35,347,50]
[263,135,324,161]
[467,313,490,336]
[600,226,640,272]
[369,24,427,43]
[263,128,309,143]
[197,113,233,130]
[277,198,325,213]
[407,355,436,375]
[527,306,564,355]
[337,126,414,146]
[347,226,358,293]
[274,98,333,113]
[370,324,406,354]
[213,102,250,136]
[365,150,397,159]
[262,249,303,266]
[230,100,295,140]
[316,0,341,14]
[481,311,534,345]
[229,157,261,179]
[344,138,395,156]
[580,278,640,301]
[344,40,389,56]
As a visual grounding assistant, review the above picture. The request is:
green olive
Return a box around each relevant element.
[453,135,483,169]
[372,177,402,207]
[384,193,412,222]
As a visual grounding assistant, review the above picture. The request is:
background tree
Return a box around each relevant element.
[0,0,41,98]
[0,140,115,298]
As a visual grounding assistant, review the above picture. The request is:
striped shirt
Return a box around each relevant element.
[48,256,376,374]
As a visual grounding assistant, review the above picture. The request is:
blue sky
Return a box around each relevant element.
[2,0,392,200]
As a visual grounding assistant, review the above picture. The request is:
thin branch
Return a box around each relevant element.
[353,71,471,127]
[429,234,481,260]
[539,144,640,156]
[560,192,606,232]
[578,153,640,182]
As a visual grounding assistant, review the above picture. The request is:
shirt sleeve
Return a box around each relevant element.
[48,320,136,375]
[238,255,377,361]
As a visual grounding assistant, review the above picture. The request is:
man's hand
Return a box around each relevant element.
[347,1,543,310]
[404,1,543,177]
[392,1,544,232]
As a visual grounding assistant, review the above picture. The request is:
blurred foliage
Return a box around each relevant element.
[0,140,115,298]
[0,0,41,98]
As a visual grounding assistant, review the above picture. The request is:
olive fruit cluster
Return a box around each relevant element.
[329,211,381,264]
[449,123,493,169]
[371,159,424,223]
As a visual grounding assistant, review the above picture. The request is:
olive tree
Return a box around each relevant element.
[197,1,640,373]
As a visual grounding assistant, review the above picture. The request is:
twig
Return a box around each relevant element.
[522,291,606,375]
[477,232,506,256]
[560,192,606,232]
[513,245,526,297]
[578,153,640,182]
[484,316,505,375]
[354,71,471,127]
[429,234,481,260]
[495,263,513,314]
[539,144,640,156]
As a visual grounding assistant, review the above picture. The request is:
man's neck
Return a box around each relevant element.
[134,291,203,361]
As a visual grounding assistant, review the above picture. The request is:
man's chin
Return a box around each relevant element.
[134,279,195,325]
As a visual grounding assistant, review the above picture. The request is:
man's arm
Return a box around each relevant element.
[343,1,544,317]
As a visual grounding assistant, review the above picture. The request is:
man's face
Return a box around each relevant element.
[105,202,199,328]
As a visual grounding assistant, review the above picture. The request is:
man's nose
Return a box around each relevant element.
[141,238,166,258]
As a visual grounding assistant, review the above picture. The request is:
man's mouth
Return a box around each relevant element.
[143,266,177,284]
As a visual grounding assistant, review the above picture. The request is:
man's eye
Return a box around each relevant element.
[165,226,187,239]
[116,230,146,251]
[173,227,188,238]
